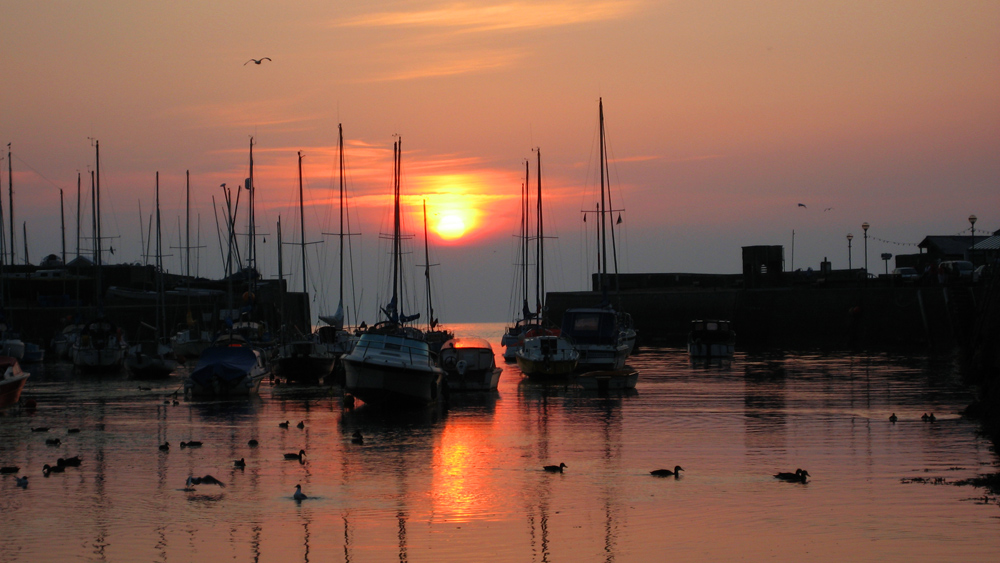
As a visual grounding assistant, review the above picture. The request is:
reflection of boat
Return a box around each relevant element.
[185,337,268,397]
[342,139,444,406]
[687,320,735,358]
[439,337,502,391]
[516,333,578,378]
[573,367,638,390]
[0,356,30,408]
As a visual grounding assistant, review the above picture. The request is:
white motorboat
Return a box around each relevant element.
[440,337,502,391]
[515,333,579,379]
[688,319,735,358]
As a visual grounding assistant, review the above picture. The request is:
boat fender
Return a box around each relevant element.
[456,360,467,376]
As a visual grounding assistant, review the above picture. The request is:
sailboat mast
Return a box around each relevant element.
[60,189,66,264]
[95,140,102,267]
[90,170,97,264]
[422,200,433,327]
[298,151,307,295]
[599,98,608,293]
[522,160,529,318]
[76,172,81,258]
[185,170,190,278]
[248,137,255,277]
[8,143,13,265]
[155,172,163,336]
[535,148,544,321]
[391,139,401,314]
[338,124,345,309]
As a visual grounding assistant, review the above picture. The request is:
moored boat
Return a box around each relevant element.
[440,337,502,391]
[573,367,638,391]
[560,307,630,371]
[0,355,30,408]
[72,319,127,373]
[516,333,579,379]
[185,336,269,397]
[342,138,444,406]
[688,319,735,358]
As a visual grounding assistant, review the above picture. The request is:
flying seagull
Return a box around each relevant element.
[185,475,225,489]
[245,58,272,66]
[797,203,807,208]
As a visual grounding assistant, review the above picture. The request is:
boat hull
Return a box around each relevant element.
[343,359,443,405]
[273,352,336,384]
[0,371,29,408]
[445,367,502,391]
[688,342,735,358]
[185,345,269,397]
[72,345,126,374]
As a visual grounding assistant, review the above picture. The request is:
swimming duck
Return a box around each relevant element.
[45,438,61,446]
[774,468,810,483]
[248,439,259,447]
[137,385,151,391]
[31,427,50,432]
[57,456,82,467]
[284,449,306,461]
[351,431,364,444]
[16,475,28,488]
[42,464,66,476]
[278,421,290,429]
[0,466,19,474]
[179,441,203,448]
[159,442,170,451]
[67,428,80,434]
[185,475,225,488]
[889,413,898,423]
[650,466,684,477]
[293,484,307,501]
[921,413,930,421]
[543,463,567,473]
[928,413,936,422]
[297,421,305,429]
[234,458,246,468]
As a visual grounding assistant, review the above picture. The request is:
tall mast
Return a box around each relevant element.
[391,139,400,314]
[338,124,345,309]
[8,143,13,265]
[535,148,543,320]
[297,151,307,295]
[422,200,433,328]
[248,137,255,277]
[522,160,529,319]
[60,189,66,264]
[185,170,190,277]
[155,172,163,337]
[76,172,81,258]
[90,170,97,264]
[599,98,608,294]
[95,140,102,267]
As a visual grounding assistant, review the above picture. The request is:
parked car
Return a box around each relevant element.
[939,260,975,281]
[892,267,919,282]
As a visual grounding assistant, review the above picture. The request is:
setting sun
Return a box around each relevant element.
[436,213,467,240]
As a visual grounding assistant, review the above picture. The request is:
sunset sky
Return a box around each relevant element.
[2,1,998,322]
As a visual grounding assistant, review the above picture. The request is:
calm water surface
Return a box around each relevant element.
[1,322,998,562]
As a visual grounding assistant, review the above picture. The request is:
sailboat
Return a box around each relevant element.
[126,173,179,379]
[170,171,213,360]
[318,124,359,365]
[561,99,637,376]
[419,200,453,354]
[342,138,445,406]
[273,151,337,384]
[185,138,270,397]
[72,140,128,373]
[501,160,540,362]
[515,148,579,378]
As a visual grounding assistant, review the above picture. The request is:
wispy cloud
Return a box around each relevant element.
[335,1,642,33]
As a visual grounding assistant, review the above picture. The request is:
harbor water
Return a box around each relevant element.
[1,322,997,562]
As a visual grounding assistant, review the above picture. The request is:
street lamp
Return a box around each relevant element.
[846,233,853,270]
[969,214,977,264]
[862,222,870,277]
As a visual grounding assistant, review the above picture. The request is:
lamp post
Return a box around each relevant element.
[862,222,869,278]
[846,233,853,270]
[969,214,977,265]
